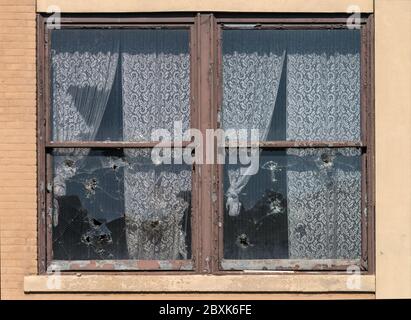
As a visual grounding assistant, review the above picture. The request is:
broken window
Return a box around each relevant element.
[48,27,192,268]
[223,149,361,265]
[52,148,192,261]
[39,15,373,273]
[221,29,364,270]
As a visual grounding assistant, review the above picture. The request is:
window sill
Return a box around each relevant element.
[24,274,375,293]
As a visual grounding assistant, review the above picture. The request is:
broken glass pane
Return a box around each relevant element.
[223,148,362,261]
[222,29,361,142]
[52,148,192,261]
[51,29,190,142]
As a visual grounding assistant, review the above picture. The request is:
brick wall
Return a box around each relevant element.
[0,0,37,300]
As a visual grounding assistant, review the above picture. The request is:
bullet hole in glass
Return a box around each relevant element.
[237,233,250,249]
[64,159,74,167]
[321,153,332,163]
[84,177,98,197]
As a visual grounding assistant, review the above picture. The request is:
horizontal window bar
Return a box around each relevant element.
[221,24,358,30]
[221,259,361,271]
[222,141,364,148]
[46,141,364,149]
[217,17,368,24]
[58,24,192,29]
[46,141,192,148]
[53,16,196,24]
[49,259,194,272]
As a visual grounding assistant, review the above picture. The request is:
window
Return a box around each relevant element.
[38,14,374,273]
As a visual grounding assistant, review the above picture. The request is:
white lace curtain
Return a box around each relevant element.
[121,30,190,142]
[51,29,192,260]
[222,30,361,259]
[52,28,361,261]
[285,30,361,259]
[286,148,361,259]
[121,30,192,259]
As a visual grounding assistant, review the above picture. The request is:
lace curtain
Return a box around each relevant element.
[52,29,191,260]
[285,31,361,141]
[123,150,191,260]
[121,30,192,259]
[121,30,190,142]
[285,30,361,259]
[286,148,361,259]
[222,30,361,260]
[222,30,285,216]
[51,30,119,227]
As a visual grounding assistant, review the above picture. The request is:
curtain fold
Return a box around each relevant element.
[222,30,285,216]
[51,30,119,225]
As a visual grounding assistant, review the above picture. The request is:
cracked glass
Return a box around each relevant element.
[223,148,362,261]
[52,148,192,260]
[49,28,192,264]
[222,29,363,268]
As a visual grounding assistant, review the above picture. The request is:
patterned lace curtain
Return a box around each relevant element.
[51,30,119,208]
[285,30,361,259]
[121,30,192,259]
[222,30,285,217]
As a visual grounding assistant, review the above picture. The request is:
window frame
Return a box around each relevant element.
[37,14,199,274]
[37,13,374,275]
[214,14,375,273]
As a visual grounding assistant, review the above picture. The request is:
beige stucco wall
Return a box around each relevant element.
[36,0,374,13]
[0,0,410,299]
[375,0,411,299]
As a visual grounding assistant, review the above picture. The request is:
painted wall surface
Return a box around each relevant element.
[36,0,374,13]
[375,0,411,299]
[0,0,410,299]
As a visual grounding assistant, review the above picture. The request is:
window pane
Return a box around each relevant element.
[222,29,361,142]
[122,30,190,142]
[52,148,192,261]
[223,148,361,263]
[51,29,190,142]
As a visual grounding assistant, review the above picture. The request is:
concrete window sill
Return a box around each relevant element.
[24,274,375,293]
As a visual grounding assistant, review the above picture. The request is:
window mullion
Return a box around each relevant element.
[196,13,218,274]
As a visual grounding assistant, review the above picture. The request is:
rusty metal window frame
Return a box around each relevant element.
[37,14,200,274]
[212,14,375,274]
[37,13,374,275]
